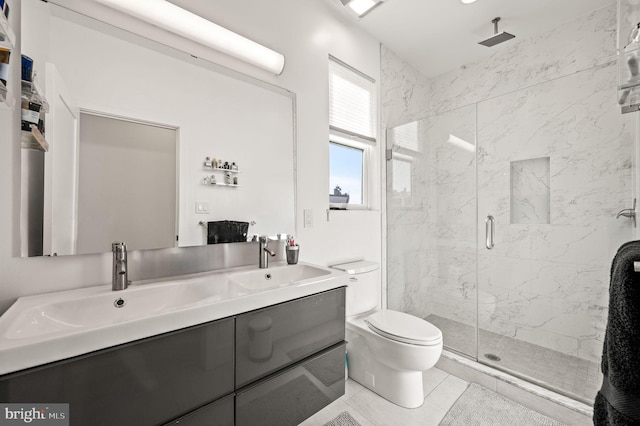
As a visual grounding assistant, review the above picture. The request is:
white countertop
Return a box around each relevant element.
[0,261,346,376]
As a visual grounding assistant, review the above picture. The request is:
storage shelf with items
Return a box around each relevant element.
[201,176,240,187]
[20,77,49,149]
[203,156,240,172]
[0,3,16,109]
[618,0,640,113]
[20,126,48,151]
[202,156,241,187]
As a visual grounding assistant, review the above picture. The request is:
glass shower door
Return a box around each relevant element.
[386,104,477,358]
[476,65,635,402]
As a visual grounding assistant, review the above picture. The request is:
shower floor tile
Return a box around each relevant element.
[425,314,602,403]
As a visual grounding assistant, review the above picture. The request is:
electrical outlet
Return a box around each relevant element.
[304,209,313,228]
[195,202,209,214]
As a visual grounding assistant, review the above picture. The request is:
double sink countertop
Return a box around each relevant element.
[0,261,346,375]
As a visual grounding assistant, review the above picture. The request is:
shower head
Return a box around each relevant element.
[479,17,515,47]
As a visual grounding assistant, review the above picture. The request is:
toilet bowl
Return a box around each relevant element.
[331,261,443,409]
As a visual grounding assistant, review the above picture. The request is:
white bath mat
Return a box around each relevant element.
[440,383,566,426]
[323,411,362,426]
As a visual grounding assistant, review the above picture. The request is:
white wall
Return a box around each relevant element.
[0,0,383,313]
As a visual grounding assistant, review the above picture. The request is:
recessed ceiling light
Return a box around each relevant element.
[461,0,478,4]
[341,0,383,18]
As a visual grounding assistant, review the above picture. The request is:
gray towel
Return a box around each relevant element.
[593,240,640,425]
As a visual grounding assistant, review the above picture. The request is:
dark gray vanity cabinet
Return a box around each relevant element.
[236,343,346,426]
[236,287,346,387]
[0,318,235,426]
[0,287,346,426]
[165,394,234,426]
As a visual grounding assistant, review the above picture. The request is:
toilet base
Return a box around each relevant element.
[347,333,426,409]
[350,366,425,409]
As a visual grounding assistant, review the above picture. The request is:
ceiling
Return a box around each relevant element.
[351,0,615,78]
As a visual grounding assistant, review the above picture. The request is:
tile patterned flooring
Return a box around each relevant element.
[425,315,601,403]
[300,369,470,426]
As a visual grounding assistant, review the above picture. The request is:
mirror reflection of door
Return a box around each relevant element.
[75,113,178,255]
[43,63,79,257]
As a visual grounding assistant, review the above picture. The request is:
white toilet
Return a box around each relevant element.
[331,261,443,409]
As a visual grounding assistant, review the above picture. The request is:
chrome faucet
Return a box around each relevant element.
[112,242,129,291]
[258,236,276,269]
[616,198,637,228]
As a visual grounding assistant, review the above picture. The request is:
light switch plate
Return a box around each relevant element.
[195,202,209,214]
[304,209,313,228]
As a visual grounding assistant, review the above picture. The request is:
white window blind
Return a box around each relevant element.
[388,121,419,152]
[329,57,377,142]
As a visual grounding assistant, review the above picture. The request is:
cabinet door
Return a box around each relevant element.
[236,287,346,387]
[236,343,346,426]
[0,318,234,426]
[166,394,234,426]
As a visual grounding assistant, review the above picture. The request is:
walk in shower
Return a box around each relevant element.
[385,61,636,403]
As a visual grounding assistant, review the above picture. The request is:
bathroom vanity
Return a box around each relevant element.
[0,263,346,426]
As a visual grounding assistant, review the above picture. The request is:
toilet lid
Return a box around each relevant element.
[366,310,442,346]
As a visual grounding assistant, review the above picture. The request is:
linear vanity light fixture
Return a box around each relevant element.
[340,0,383,18]
[93,0,285,75]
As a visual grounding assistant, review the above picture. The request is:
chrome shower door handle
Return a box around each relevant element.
[485,215,495,250]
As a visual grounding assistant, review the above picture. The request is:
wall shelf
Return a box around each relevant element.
[21,126,49,152]
[0,12,15,109]
[0,12,15,49]
[21,79,49,112]
[203,157,240,172]
[0,81,13,109]
[206,167,240,174]
[201,176,240,187]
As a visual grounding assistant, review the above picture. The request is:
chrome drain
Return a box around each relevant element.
[484,353,501,362]
[114,298,126,308]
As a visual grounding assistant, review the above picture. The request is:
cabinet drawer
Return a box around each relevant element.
[166,394,234,426]
[0,318,234,426]
[236,342,346,426]
[235,287,345,387]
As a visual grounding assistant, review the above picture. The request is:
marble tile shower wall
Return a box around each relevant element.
[383,3,635,362]
[476,62,633,362]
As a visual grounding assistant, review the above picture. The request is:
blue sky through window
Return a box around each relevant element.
[329,143,363,204]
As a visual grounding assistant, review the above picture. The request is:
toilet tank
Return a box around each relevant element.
[331,261,379,316]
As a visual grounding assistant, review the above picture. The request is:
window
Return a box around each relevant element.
[330,142,364,205]
[328,56,376,208]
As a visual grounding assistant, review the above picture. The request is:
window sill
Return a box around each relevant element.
[328,205,380,212]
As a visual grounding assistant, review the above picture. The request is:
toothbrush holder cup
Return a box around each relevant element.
[286,245,299,265]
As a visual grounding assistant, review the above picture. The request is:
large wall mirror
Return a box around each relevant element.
[19,0,296,257]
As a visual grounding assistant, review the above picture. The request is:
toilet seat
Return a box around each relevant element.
[366,310,442,346]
